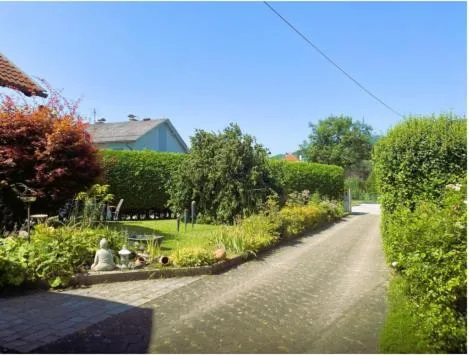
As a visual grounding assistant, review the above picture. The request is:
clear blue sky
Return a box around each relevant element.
[0,1,466,155]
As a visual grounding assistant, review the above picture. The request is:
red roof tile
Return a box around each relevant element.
[0,53,47,98]
[285,153,299,161]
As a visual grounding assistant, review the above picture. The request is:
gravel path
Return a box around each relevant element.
[35,205,389,354]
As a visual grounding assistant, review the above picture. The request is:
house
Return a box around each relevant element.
[0,52,47,98]
[86,118,188,153]
[284,153,300,161]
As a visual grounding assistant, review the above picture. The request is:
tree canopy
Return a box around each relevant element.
[168,123,274,224]
[299,115,373,177]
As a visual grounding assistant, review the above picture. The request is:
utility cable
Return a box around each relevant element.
[263,1,404,118]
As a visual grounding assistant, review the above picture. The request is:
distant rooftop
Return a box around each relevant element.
[86,118,188,152]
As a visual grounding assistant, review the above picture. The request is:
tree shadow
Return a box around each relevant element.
[0,289,154,354]
[351,211,368,215]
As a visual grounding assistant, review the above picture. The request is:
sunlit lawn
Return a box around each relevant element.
[109,219,228,253]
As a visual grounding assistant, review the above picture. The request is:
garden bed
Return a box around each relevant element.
[70,217,345,287]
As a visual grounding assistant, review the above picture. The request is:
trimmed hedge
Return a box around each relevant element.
[373,114,466,213]
[100,150,187,213]
[268,160,344,200]
[373,114,467,353]
[100,150,344,215]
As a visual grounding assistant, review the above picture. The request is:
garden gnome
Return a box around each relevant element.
[91,238,116,271]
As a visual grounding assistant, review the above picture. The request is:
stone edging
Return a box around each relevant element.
[70,255,245,286]
[70,217,347,286]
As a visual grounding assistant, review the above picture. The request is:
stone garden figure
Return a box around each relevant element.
[91,238,116,271]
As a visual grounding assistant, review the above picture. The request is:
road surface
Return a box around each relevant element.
[35,204,389,353]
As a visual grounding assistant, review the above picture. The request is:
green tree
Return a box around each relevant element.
[299,115,373,177]
[168,123,275,224]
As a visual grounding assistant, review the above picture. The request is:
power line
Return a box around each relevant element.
[263,1,404,118]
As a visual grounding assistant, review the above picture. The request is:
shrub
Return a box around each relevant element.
[170,246,216,267]
[0,225,125,289]
[168,124,275,224]
[0,91,101,231]
[373,114,466,213]
[268,160,344,200]
[212,214,280,257]
[101,150,186,214]
[381,185,466,353]
[374,114,467,353]
[278,204,325,238]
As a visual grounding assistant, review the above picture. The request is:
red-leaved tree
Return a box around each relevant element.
[0,86,101,231]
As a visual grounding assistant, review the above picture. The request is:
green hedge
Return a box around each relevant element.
[100,151,344,214]
[381,186,466,353]
[373,114,466,213]
[268,160,344,200]
[100,150,187,213]
[373,114,467,353]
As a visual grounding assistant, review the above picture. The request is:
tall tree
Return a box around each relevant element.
[299,115,373,177]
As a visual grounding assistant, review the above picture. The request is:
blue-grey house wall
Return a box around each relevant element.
[97,122,186,153]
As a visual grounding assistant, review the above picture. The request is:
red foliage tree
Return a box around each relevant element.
[0,88,101,228]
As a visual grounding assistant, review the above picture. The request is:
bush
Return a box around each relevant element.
[374,114,467,353]
[268,160,344,200]
[373,114,466,213]
[212,198,344,256]
[170,246,216,267]
[212,214,280,257]
[0,225,125,289]
[0,92,101,232]
[168,124,275,224]
[381,186,466,353]
[101,150,186,214]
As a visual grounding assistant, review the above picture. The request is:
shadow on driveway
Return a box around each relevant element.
[0,289,154,353]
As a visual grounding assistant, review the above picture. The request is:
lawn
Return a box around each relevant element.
[109,219,228,253]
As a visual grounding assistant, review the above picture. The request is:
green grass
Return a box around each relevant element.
[109,220,227,253]
[379,274,429,353]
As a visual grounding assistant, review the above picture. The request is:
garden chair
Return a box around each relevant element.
[108,199,124,221]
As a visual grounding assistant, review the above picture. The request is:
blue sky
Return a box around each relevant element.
[0,1,466,155]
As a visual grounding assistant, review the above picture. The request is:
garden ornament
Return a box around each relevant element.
[118,245,131,269]
[91,238,116,271]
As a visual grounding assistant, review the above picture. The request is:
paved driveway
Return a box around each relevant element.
[3,204,389,353]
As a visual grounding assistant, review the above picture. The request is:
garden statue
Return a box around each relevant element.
[91,238,116,271]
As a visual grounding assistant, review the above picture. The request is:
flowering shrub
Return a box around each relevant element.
[0,87,100,231]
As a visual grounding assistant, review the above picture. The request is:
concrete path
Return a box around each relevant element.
[1,204,389,353]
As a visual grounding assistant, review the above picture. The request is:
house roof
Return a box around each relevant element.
[86,118,188,152]
[284,153,299,161]
[0,53,48,98]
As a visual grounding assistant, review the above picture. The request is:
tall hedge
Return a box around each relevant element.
[100,150,186,213]
[373,114,466,213]
[268,160,344,200]
[373,114,467,353]
[100,150,344,214]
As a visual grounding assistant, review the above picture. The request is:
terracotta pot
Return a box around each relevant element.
[214,248,226,261]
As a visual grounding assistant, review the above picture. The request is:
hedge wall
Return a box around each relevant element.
[373,114,467,353]
[100,150,187,213]
[100,151,344,214]
[268,160,344,200]
[373,114,466,213]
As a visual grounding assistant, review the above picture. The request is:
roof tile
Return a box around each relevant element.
[0,53,48,98]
